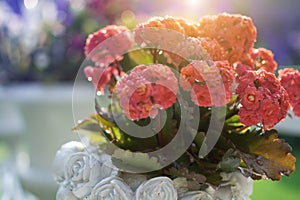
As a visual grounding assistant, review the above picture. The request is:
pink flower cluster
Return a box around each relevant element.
[180,60,234,107]
[241,48,278,73]
[115,64,178,120]
[84,66,122,94]
[279,68,300,116]
[84,25,133,66]
[236,64,290,129]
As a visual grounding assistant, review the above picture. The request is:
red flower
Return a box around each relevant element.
[260,99,281,130]
[238,107,261,126]
[191,85,212,107]
[84,25,133,66]
[84,66,120,94]
[240,86,263,111]
[116,64,178,120]
[236,70,289,129]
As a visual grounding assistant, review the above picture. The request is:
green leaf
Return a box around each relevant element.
[217,149,240,173]
[205,172,223,186]
[111,149,161,173]
[73,113,102,132]
[128,49,153,65]
[225,129,296,180]
[193,132,205,149]
[82,131,107,145]
[164,167,206,190]
[164,167,206,183]
[72,114,108,144]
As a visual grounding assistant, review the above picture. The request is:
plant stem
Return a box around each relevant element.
[150,49,159,64]
[157,111,166,147]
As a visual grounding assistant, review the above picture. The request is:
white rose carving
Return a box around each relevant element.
[54,144,253,200]
[180,191,213,200]
[88,176,134,200]
[135,177,178,200]
[210,172,253,200]
[53,142,117,199]
[53,141,85,183]
[56,186,79,200]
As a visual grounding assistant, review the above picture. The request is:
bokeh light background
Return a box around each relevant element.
[0,0,300,199]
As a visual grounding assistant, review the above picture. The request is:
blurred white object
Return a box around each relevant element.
[0,98,37,199]
[0,164,38,200]
[0,83,92,200]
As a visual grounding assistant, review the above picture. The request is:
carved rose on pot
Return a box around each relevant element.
[180,191,214,200]
[88,177,134,200]
[53,141,117,199]
[135,177,178,200]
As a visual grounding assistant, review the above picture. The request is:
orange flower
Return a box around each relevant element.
[198,37,226,61]
[134,16,185,49]
[180,60,234,107]
[176,18,199,37]
[165,37,226,67]
[198,13,257,65]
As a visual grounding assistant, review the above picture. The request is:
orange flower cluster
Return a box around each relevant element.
[134,13,277,73]
[135,16,196,36]
[198,13,257,65]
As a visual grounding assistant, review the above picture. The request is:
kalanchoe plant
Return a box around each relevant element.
[74,13,297,187]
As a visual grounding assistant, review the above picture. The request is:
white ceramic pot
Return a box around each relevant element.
[53,141,253,200]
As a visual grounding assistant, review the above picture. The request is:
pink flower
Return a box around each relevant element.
[235,64,256,94]
[293,103,300,117]
[251,48,278,73]
[84,25,133,66]
[84,66,120,93]
[115,64,178,120]
[191,85,212,107]
[278,68,300,116]
[234,62,253,79]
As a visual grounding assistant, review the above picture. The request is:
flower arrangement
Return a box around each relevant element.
[74,13,298,192]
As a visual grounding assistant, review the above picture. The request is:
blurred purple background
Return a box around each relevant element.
[1,0,300,84]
